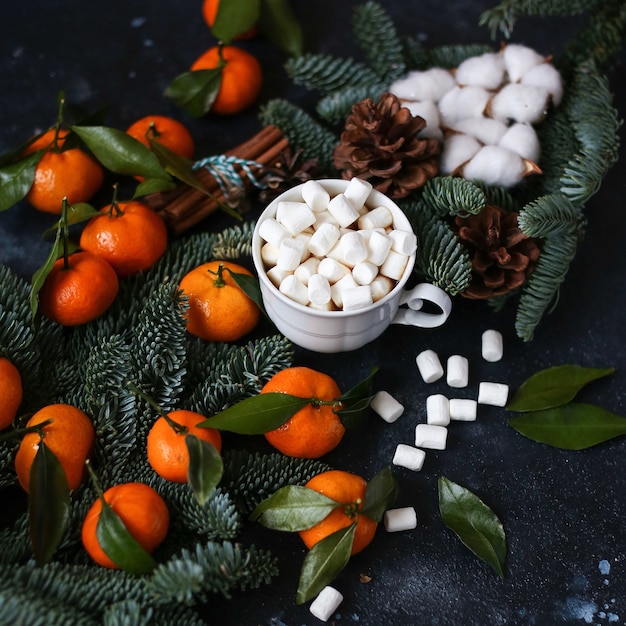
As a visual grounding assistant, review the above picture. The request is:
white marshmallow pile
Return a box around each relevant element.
[259,178,417,312]
[388,44,563,187]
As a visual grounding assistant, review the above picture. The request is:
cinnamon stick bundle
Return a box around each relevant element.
[143,124,288,235]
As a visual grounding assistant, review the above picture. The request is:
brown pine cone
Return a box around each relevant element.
[454,204,540,299]
[333,92,441,199]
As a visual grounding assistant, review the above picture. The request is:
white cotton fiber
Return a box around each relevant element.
[389,67,456,102]
[490,83,549,125]
[448,117,508,146]
[403,99,443,140]
[455,52,505,90]
[438,85,491,126]
[498,123,540,162]
[440,134,482,175]
[462,145,527,187]
[502,44,545,83]
[521,62,564,106]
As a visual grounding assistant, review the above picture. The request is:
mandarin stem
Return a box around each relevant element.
[126,381,188,435]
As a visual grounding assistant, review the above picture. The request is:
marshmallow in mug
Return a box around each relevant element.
[258,178,418,312]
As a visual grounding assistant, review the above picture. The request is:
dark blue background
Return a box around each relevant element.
[0,2,625,624]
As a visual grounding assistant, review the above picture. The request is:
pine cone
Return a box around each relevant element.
[454,204,540,299]
[258,147,326,203]
[333,92,441,199]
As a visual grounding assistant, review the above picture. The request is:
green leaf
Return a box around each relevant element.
[335,366,378,429]
[507,365,615,412]
[42,202,100,239]
[258,0,303,57]
[71,125,169,180]
[198,392,310,434]
[213,0,260,43]
[250,485,338,531]
[296,523,355,604]
[509,402,626,450]
[0,152,41,211]
[362,466,398,523]
[133,177,178,197]
[30,227,64,319]
[164,69,223,119]
[226,270,266,314]
[186,435,223,506]
[96,498,158,575]
[28,441,71,566]
[438,476,506,578]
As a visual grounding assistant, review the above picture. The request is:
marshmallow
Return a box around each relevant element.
[317,257,351,284]
[446,355,469,388]
[308,222,340,257]
[309,586,344,622]
[260,242,279,266]
[380,249,409,281]
[416,349,444,383]
[339,231,368,266]
[308,273,331,306]
[352,260,379,286]
[330,274,359,308]
[371,390,404,423]
[389,230,417,256]
[393,444,425,471]
[384,506,418,532]
[426,394,450,426]
[327,193,360,228]
[279,274,309,306]
[258,217,290,248]
[276,201,316,235]
[301,179,331,212]
[277,238,306,272]
[294,256,320,285]
[342,285,373,311]
[344,176,372,210]
[449,398,477,421]
[370,275,395,301]
[478,382,509,407]
[266,266,291,287]
[294,231,313,261]
[313,208,340,230]
[415,424,448,450]
[366,230,393,266]
[358,205,393,230]
[481,329,503,362]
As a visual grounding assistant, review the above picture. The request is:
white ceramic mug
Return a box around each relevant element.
[252,179,452,352]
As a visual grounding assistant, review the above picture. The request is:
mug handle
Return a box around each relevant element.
[392,283,452,329]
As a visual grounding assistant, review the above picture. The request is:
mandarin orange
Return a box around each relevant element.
[126,115,195,160]
[0,357,23,430]
[261,367,345,458]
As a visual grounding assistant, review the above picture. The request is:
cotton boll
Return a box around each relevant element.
[521,62,564,106]
[502,44,545,82]
[438,85,491,126]
[489,83,550,124]
[403,100,443,140]
[455,52,505,90]
[448,117,508,146]
[462,145,528,187]
[498,123,540,162]
[389,68,456,102]
[440,134,482,175]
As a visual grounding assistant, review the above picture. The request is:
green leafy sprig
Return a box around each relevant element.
[507,364,624,449]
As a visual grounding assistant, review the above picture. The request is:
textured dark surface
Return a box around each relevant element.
[0,1,625,625]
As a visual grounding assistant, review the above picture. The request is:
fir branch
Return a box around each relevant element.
[222,450,330,516]
[352,1,406,81]
[259,99,339,172]
[147,541,279,605]
[473,183,518,212]
[0,440,19,488]
[284,54,381,95]
[403,201,473,296]
[241,334,295,389]
[402,36,430,70]
[518,193,585,238]
[316,83,389,125]
[515,232,579,341]
[420,176,486,218]
[211,221,255,260]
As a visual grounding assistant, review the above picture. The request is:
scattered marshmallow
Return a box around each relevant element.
[478,382,509,407]
[393,444,426,471]
[371,390,404,423]
[449,398,477,421]
[301,179,331,212]
[482,329,503,362]
[446,355,469,388]
[327,193,360,228]
[426,393,450,426]
[309,586,343,622]
[384,507,418,532]
[415,424,448,450]
[416,349,444,383]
